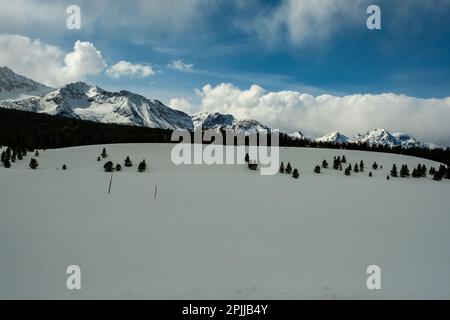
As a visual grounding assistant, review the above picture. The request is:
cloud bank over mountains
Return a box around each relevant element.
[194,83,450,146]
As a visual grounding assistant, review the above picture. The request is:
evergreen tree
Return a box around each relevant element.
[285,162,292,174]
[345,167,351,176]
[124,156,133,167]
[420,164,427,177]
[29,158,38,169]
[322,159,328,169]
[314,165,321,173]
[342,155,347,163]
[354,163,359,173]
[245,153,249,163]
[400,164,409,177]
[62,164,67,170]
[115,163,122,171]
[138,159,147,172]
[97,156,101,161]
[387,175,390,180]
[360,160,364,172]
[101,148,108,158]
[380,165,383,169]
[372,161,378,170]
[333,156,340,170]
[412,168,418,178]
[4,158,11,168]
[104,161,114,172]
[391,164,398,177]
[34,150,39,157]
[292,168,299,179]
[429,167,436,175]
[433,171,442,181]
[369,171,372,177]
[279,162,285,174]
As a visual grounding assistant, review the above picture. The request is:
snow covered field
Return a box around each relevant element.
[0,143,449,299]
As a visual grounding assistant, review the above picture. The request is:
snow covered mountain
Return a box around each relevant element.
[0,81,193,130]
[316,131,349,144]
[288,130,309,140]
[0,67,53,100]
[192,112,270,132]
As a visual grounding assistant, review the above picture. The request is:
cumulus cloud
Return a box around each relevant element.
[106,60,154,79]
[168,60,194,72]
[0,34,106,87]
[169,98,193,114]
[197,83,450,145]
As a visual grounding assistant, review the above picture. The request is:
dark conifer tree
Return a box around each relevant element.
[372,161,378,170]
[420,164,427,177]
[101,148,108,158]
[4,158,11,168]
[314,165,321,173]
[391,164,398,177]
[279,162,285,174]
[292,168,299,179]
[104,161,114,172]
[29,158,38,169]
[345,167,351,176]
[433,171,442,181]
[369,171,373,177]
[285,162,292,174]
[62,164,67,170]
[115,164,122,171]
[97,156,101,161]
[429,167,436,175]
[354,163,359,173]
[412,168,418,178]
[342,155,347,163]
[387,175,390,180]
[322,159,328,169]
[138,159,147,172]
[34,150,39,157]
[360,160,364,172]
[124,156,133,167]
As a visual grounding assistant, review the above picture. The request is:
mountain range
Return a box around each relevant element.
[0,66,442,149]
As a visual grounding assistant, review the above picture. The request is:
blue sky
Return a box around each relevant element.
[1,0,450,144]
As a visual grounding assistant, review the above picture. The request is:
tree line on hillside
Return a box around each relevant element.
[0,108,449,166]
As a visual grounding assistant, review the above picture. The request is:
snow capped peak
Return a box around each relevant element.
[350,128,398,146]
[192,111,269,132]
[0,66,53,100]
[316,131,349,144]
[288,131,307,140]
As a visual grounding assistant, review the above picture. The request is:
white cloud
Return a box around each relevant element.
[168,60,193,72]
[0,34,106,87]
[169,98,193,114]
[246,0,364,47]
[106,60,154,79]
[197,82,450,145]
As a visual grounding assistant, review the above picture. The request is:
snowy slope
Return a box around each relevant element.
[1,144,449,299]
[0,66,53,100]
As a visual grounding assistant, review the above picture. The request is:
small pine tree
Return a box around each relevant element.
[279,162,285,174]
[429,167,436,175]
[412,168,418,178]
[138,159,147,172]
[372,162,378,170]
[35,150,39,157]
[285,162,292,174]
[101,148,108,158]
[359,160,364,172]
[369,171,373,177]
[104,161,114,172]
[97,156,101,161]
[342,155,347,163]
[4,158,11,168]
[391,164,398,177]
[380,165,383,169]
[292,168,299,179]
[124,156,133,167]
[420,164,427,177]
[115,164,122,171]
[433,171,442,181]
[387,175,390,180]
[29,158,38,169]
[354,163,359,173]
[345,167,351,176]
[322,159,328,169]
[314,165,321,174]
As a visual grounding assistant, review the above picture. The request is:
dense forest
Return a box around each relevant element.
[0,108,449,165]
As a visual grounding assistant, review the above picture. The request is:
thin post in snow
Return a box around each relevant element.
[154,184,157,199]
[108,174,113,194]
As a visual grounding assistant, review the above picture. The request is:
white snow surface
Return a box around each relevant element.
[1,144,450,299]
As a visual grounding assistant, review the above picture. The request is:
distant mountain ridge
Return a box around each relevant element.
[0,66,443,149]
